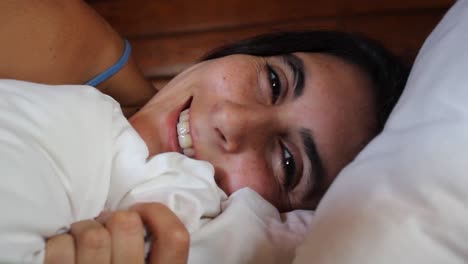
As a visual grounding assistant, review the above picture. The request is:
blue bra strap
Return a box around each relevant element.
[85,39,132,87]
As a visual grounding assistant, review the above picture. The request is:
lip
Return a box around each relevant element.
[166,96,193,154]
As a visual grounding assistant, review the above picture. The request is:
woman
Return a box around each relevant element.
[130,31,408,212]
[0,1,408,263]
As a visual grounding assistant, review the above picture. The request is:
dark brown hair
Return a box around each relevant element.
[202,31,409,133]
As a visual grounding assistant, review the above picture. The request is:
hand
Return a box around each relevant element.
[45,203,189,264]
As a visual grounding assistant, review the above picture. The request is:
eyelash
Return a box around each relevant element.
[266,64,297,191]
[279,141,297,190]
[267,64,281,104]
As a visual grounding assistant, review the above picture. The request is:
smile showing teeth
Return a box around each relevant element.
[177,108,194,157]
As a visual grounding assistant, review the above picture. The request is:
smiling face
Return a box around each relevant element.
[129,52,376,211]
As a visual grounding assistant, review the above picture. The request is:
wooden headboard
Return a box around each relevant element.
[86,0,453,88]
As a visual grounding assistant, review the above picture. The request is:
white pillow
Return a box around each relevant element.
[294,1,468,263]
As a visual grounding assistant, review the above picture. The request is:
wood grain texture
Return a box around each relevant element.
[87,0,339,37]
[86,0,453,82]
[340,0,454,14]
[131,19,338,78]
[344,9,447,65]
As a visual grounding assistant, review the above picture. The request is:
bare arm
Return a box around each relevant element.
[0,0,155,116]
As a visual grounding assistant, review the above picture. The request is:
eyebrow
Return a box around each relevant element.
[300,128,325,200]
[280,54,305,98]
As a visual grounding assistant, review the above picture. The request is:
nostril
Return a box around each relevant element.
[215,128,227,142]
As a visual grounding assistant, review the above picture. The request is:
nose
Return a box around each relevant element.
[211,100,273,152]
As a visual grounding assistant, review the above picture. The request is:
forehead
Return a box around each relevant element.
[290,52,376,187]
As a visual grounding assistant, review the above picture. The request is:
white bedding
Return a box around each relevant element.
[0,80,313,263]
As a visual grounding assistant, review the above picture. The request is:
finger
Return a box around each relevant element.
[44,234,75,264]
[132,203,190,264]
[70,219,111,264]
[103,210,145,264]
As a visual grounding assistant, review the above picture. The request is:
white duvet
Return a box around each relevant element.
[0,80,312,263]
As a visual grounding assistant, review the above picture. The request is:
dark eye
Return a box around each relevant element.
[267,65,281,104]
[279,141,297,191]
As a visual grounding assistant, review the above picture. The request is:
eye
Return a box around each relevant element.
[267,64,281,104]
[279,141,297,191]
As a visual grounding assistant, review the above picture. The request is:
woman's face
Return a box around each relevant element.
[129,52,376,211]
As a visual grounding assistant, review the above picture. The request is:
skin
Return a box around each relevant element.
[45,203,189,264]
[0,0,155,116]
[130,52,377,211]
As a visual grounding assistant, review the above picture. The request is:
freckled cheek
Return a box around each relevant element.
[206,69,257,100]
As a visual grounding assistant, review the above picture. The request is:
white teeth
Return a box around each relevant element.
[177,109,194,155]
[178,134,192,149]
[179,110,190,122]
[177,122,190,135]
[181,109,190,116]
[183,148,195,157]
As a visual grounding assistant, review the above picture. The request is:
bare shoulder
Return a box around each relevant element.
[0,0,156,114]
[0,0,122,84]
